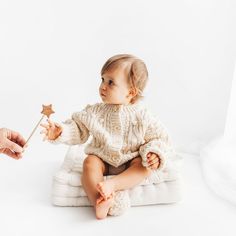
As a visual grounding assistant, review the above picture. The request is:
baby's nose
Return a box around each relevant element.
[101,84,107,90]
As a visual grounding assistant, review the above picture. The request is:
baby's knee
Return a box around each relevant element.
[130,157,152,175]
[83,155,97,168]
[130,156,142,166]
[83,155,104,171]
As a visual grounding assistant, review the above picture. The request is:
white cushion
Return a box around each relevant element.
[51,145,182,207]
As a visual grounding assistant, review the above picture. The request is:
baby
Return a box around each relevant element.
[41,54,173,219]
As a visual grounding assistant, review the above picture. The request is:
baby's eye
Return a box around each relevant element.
[101,77,104,82]
[108,80,113,86]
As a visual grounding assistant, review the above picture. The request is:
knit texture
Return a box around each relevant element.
[52,103,174,170]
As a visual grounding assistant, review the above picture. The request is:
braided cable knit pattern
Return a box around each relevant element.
[52,103,174,170]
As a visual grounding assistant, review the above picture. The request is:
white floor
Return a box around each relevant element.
[0,152,236,236]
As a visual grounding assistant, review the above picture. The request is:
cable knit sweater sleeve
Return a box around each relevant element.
[51,106,90,145]
[139,110,172,170]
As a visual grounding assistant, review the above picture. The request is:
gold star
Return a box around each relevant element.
[41,104,55,118]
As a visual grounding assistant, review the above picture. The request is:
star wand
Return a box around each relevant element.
[24,104,55,147]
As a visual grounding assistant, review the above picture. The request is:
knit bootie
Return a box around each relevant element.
[108,190,130,216]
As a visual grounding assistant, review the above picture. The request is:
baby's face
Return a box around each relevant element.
[99,67,132,105]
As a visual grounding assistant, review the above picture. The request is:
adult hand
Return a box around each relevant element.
[0,128,26,159]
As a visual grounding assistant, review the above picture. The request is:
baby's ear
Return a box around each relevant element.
[129,88,137,97]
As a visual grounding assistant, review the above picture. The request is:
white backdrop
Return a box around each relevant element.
[0,0,236,161]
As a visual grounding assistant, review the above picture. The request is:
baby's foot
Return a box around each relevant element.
[95,194,113,220]
[97,179,115,200]
[96,195,105,205]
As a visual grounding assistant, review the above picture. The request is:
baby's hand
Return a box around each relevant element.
[40,119,62,141]
[147,152,160,170]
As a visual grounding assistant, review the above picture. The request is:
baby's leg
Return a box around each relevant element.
[81,155,112,219]
[97,157,151,200]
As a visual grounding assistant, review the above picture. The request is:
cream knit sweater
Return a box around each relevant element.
[54,103,174,170]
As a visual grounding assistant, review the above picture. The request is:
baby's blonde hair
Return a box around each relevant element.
[101,54,148,104]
